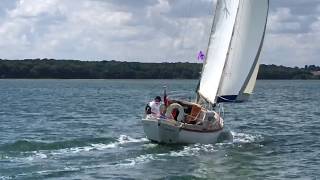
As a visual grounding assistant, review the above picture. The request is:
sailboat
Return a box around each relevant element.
[142,0,269,144]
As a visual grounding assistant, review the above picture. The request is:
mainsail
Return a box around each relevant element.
[198,0,269,104]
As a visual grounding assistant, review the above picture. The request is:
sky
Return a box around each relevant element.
[0,0,319,67]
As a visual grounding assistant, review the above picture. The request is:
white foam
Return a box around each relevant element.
[118,154,155,167]
[168,146,196,157]
[7,135,149,163]
[26,152,48,161]
[36,152,48,159]
[116,144,219,167]
[91,143,117,150]
[0,155,9,160]
[0,176,12,180]
[50,135,147,157]
[63,166,80,171]
[142,143,158,149]
[118,135,148,144]
[168,144,218,157]
[36,167,80,175]
[52,142,117,155]
[81,164,109,170]
[231,132,263,144]
[48,135,137,156]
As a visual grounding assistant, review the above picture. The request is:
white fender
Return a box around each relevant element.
[165,103,185,122]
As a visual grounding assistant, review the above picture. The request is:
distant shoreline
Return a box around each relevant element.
[0,59,319,80]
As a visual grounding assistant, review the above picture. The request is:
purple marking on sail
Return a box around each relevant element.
[197,51,205,61]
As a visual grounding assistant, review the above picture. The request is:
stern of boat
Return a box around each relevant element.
[142,116,181,143]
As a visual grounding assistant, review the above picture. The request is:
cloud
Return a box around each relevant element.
[0,0,319,66]
[261,0,320,66]
[9,0,60,18]
[268,8,301,33]
[0,0,137,60]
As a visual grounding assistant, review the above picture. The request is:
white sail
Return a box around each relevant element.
[243,61,260,95]
[198,0,240,103]
[198,0,269,103]
[217,0,269,102]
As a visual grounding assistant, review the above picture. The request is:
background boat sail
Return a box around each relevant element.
[142,0,269,144]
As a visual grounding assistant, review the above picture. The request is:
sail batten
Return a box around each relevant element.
[198,0,269,104]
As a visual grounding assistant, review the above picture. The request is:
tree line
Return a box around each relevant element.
[0,59,319,79]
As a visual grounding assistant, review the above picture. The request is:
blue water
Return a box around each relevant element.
[0,79,319,179]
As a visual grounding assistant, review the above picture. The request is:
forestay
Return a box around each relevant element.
[198,0,269,104]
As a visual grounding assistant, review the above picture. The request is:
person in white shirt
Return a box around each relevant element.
[145,96,162,117]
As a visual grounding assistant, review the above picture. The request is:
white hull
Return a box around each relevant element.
[142,117,230,144]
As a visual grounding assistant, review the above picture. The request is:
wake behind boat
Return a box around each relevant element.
[142,0,269,144]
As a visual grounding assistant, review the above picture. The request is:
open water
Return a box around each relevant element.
[0,79,319,179]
